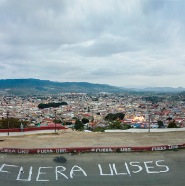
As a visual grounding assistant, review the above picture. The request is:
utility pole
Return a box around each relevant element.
[7,110,10,136]
[148,113,151,132]
[147,104,151,133]
[54,110,57,133]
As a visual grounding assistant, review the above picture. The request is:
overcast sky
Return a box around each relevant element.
[0,0,185,88]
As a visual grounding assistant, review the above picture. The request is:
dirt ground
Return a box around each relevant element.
[1,129,185,148]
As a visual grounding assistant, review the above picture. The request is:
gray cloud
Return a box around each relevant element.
[65,35,140,57]
[0,0,185,87]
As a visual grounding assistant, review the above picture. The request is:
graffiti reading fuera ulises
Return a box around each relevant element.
[0,160,169,182]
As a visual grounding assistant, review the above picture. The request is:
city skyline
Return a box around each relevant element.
[0,0,185,88]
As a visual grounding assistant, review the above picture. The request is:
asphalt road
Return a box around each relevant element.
[0,150,185,186]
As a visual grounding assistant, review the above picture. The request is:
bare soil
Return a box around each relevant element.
[1,129,185,148]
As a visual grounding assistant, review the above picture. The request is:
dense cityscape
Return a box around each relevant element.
[1,92,185,131]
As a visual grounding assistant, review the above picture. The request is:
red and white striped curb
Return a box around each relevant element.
[0,126,67,133]
[0,144,185,154]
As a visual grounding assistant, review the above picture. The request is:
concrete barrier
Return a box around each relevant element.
[0,126,67,133]
[0,144,184,154]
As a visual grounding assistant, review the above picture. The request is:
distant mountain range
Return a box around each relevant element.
[0,79,124,95]
[0,79,184,95]
[129,87,185,93]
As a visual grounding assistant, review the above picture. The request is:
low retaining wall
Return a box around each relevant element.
[0,126,67,133]
[0,144,185,154]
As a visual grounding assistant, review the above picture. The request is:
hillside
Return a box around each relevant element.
[0,79,185,96]
[0,79,124,95]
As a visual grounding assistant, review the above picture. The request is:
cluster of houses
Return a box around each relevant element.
[0,92,185,129]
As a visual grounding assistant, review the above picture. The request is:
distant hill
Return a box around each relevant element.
[142,87,185,92]
[0,79,124,95]
[127,86,185,93]
[0,79,184,95]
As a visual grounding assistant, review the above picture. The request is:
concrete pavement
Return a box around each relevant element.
[1,151,185,186]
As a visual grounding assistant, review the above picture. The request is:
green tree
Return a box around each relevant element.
[38,102,67,109]
[109,120,122,129]
[123,124,131,130]
[74,119,84,131]
[93,127,105,132]
[168,121,178,128]
[65,121,72,125]
[0,118,28,129]
[158,120,164,128]
[105,113,125,121]
[82,118,89,124]
[105,113,114,121]
[53,118,62,124]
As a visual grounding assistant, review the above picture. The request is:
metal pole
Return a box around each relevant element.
[54,110,56,133]
[147,103,151,133]
[148,113,151,132]
[7,110,9,136]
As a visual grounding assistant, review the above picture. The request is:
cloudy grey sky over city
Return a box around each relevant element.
[0,0,185,88]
